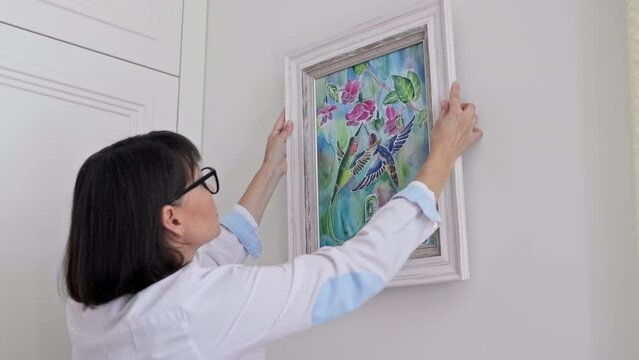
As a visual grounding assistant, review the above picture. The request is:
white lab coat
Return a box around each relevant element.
[66,181,441,359]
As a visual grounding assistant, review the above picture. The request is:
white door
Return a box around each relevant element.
[0,0,184,75]
[0,21,179,359]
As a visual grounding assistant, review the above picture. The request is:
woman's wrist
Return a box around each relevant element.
[260,160,285,183]
[415,150,456,198]
[237,162,283,224]
[429,142,457,167]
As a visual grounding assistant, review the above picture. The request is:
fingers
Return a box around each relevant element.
[462,103,475,112]
[279,120,294,140]
[271,109,286,135]
[472,127,483,140]
[440,100,450,113]
[465,110,481,146]
[442,85,473,117]
[271,109,294,141]
[462,103,477,130]
[448,82,461,110]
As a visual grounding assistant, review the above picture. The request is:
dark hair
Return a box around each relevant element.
[63,131,201,306]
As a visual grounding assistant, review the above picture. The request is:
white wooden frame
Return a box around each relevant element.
[285,0,468,286]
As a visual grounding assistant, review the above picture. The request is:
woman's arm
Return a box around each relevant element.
[196,112,293,266]
[238,110,293,224]
[186,182,441,358]
[186,83,482,357]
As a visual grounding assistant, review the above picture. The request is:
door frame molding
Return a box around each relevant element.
[177,0,207,150]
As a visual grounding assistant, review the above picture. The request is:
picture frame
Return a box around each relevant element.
[284,0,468,286]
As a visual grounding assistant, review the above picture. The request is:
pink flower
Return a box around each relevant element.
[385,106,399,134]
[341,80,361,104]
[346,100,376,126]
[317,103,337,126]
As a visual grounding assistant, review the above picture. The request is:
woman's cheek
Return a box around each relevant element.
[213,222,222,238]
[210,198,221,237]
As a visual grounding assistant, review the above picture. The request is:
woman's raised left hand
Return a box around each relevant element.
[263,110,293,177]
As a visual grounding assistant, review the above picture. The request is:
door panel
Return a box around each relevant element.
[0,0,183,75]
[0,22,178,359]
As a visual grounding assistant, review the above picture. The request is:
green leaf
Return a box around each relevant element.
[373,116,384,132]
[408,71,421,102]
[383,91,399,105]
[372,110,383,131]
[392,75,414,104]
[327,83,339,102]
[353,63,368,77]
[418,109,429,127]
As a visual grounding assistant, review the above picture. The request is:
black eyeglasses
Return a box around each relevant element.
[170,167,219,204]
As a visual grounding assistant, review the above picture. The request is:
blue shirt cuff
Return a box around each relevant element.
[393,181,442,222]
[220,208,262,259]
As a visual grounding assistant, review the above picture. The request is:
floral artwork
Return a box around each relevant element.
[315,43,439,248]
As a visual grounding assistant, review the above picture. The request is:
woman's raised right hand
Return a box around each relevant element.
[430,82,483,163]
[416,82,482,197]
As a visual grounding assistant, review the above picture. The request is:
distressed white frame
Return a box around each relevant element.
[285,0,468,286]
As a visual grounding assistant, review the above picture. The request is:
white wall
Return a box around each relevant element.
[203,0,639,359]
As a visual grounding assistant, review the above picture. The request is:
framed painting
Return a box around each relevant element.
[285,0,468,286]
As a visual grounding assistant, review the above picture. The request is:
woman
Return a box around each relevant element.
[63,83,481,359]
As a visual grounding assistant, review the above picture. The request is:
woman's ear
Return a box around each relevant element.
[161,205,185,242]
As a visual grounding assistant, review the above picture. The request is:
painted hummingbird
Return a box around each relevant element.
[351,116,415,192]
[331,124,379,202]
